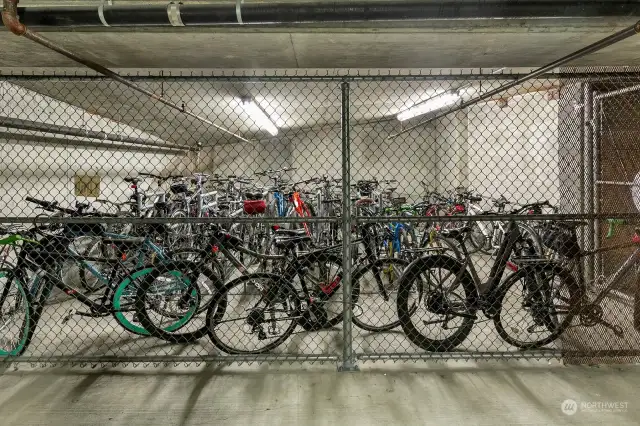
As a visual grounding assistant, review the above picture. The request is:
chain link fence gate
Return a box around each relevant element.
[0,68,640,368]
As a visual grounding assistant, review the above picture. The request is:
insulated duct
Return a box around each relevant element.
[13,1,640,28]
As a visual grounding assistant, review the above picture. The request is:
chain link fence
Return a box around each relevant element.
[0,68,639,367]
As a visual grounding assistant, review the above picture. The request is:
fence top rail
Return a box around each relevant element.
[2,70,640,83]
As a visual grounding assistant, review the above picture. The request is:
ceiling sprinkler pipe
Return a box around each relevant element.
[1,0,252,144]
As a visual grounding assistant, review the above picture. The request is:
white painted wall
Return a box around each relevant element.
[0,82,187,216]
[290,122,437,202]
[431,91,560,209]
[466,92,560,207]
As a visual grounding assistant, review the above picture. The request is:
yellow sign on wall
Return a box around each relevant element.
[74,174,101,197]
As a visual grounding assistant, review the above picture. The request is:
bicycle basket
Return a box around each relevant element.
[541,223,581,259]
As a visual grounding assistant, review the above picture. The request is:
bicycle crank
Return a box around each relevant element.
[579,304,625,337]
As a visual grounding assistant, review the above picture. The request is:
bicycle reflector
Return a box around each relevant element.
[271,225,281,231]
[130,185,137,189]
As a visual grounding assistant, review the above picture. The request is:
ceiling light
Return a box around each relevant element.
[397,92,461,122]
[241,99,278,136]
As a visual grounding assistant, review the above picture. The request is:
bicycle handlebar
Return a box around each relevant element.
[606,218,626,239]
[26,197,76,214]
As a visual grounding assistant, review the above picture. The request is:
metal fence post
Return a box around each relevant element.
[339,80,358,372]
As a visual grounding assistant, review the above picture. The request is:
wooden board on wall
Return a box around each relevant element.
[74,174,101,198]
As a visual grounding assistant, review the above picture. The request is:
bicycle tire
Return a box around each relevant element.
[206,272,301,354]
[493,263,581,349]
[396,255,478,352]
[0,268,34,357]
[134,261,223,344]
[352,257,409,332]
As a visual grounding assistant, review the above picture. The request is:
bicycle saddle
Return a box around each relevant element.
[274,234,311,249]
[124,177,140,184]
[355,198,376,207]
[440,225,474,240]
[244,192,264,200]
[274,228,308,237]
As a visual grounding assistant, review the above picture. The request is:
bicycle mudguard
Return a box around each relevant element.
[0,235,39,245]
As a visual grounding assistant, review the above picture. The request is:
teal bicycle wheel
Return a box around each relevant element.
[134,261,223,344]
[112,265,202,336]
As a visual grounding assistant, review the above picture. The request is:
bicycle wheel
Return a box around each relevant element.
[78,237,114,293]
[420,233,463,261]
[466,222,488,255]
[494,263,581,349]
[352,257,409,332]
[111,264,202,336]
[0,269,34,357]
[516,222,544,257]
[206,273,300,354]
[396,255,478,352]
[169,248,226,310]
[134,261,223,343]
[166,209,193,249]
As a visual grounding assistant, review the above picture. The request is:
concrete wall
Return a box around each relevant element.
[205,122,437,202]
[431,91,560,209]
[0,82,187,216]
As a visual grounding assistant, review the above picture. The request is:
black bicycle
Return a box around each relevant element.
[396,221,581,352]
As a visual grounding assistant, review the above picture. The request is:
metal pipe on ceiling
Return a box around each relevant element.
[0,130,186,154]
[0,115,192,152]
[387,20,640,139]
[2,0,251,144]
[13,1,640,28]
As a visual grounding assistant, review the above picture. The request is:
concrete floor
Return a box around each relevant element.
[0,361,638,425]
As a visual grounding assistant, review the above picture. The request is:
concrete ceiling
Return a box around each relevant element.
[8,78,557,145]
[1,18,640,69]
[0,12,638,147]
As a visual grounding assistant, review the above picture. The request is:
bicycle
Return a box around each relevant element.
[0,220,217,356]
[146,227,344,353]
[396,220,581,351]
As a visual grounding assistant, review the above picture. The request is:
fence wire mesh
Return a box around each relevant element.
[0,69,639,367]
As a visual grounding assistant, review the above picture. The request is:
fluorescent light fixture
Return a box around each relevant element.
[241,99,278,136]
[397,91,461,122]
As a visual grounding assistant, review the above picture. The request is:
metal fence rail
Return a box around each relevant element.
[1,67,640,369]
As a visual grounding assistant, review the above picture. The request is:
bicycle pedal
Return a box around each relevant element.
[61,309,76,324]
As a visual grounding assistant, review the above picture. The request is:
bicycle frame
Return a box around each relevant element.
[19,232,170,316]
[444,221,523,317]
